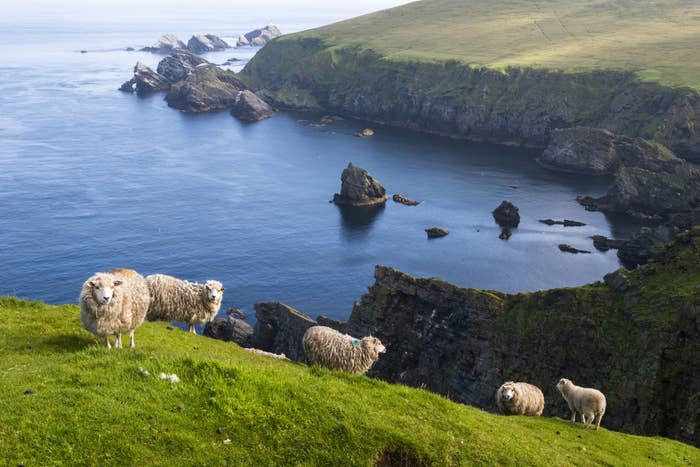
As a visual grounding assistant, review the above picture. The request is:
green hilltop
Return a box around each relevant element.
[0,296,698,465]
[292,0,700,90]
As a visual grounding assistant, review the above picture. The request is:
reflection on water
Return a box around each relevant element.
[338,204,386,237]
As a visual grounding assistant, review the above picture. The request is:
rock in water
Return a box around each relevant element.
[187,34,230,54]
[121,62,170,94]
[426,227,449,238]
[156,49,208,83]
[356,128,375,137]
[165,65,246,112]
[230,90,276,122]
[498,228,512,240]
[332,163,388,207]
[392,194,421,206]
[492,201,520,227]
[590,235,626,252]
[558,244,591,254]
[236,25,282,47]
[142,33,186,53]
[539,219,586,227]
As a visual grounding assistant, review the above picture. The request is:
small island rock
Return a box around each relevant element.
[392,194,421,206]
[187,34,230,54]
[231,90,276,122]
[426,227,449,238]
[333,163,388,207]
[142,33,186,53]
[356,128,375,137]
[492,201,520,227]
[236,25,282,47]
[559,244,591,254]
[156,49,208,83]
[120,61,170,94]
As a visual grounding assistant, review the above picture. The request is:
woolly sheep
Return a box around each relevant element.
[556,378,607,430]
[302,325,386,374]
[495,381,545,416]
[146,274,224,334]
[79,268,150,349]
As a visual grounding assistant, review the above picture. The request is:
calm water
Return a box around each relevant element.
[0,6,644,323]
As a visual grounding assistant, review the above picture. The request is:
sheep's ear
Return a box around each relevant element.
[220,287,225,292]
[89,281,95,288]
[113,280,123,287]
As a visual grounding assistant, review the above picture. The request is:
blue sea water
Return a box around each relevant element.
[0,4,645,323]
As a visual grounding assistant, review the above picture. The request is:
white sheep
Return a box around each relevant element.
[302,325,386,374]
[495,381,545,416]
[556,378,607,430]
[145,274,224,334]
[79,268,150,349]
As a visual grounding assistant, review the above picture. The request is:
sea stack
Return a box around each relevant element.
[333,163,388,207]
[492,201,520,227]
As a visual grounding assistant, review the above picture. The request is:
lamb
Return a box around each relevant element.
[495,381,545,416]
[79,268,150,349]
[302,325,386,374]
[145,274,224,334]
[556,378,607,430]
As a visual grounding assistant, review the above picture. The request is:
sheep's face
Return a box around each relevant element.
[500,383,516,401]
[89,276,122,305]
[205,280,224,303]
[556,378,572,393]
[362,336,386,354]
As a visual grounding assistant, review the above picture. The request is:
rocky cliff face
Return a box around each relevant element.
[165,65,247,112]
[234,228,700,446]
[241,39,700,163]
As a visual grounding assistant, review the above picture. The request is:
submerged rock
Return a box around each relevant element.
[332,163,388,207]
[156,49,208,83]
[539,219,586,227]
[392,194,421,206]
[558,244,591,254]
[236,25,282,47]
[230,90,276,122]
[425,227,449,238]
[165,64,246,112]
[498,228,512,240]
[492,201,520,227]
[142,33,186,53]
[187,34,230,54]
[121,62,170,94]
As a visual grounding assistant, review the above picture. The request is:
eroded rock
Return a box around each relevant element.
[332,163,388,207]
[230,90,276,122]
[492,201,520,227]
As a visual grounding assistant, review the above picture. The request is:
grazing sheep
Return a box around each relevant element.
[556,378,607,430]
[495,381,545,416]
[79,268,150,349]
[146,274,224,334]
[302,325,386,374]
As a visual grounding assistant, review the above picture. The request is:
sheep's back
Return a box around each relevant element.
[303,326,359,371]
[146,274,205,322]
[111,269,150,330]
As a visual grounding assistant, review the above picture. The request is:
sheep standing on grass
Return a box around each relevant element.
[79,268,150,349]
[556,378,607,430]
[495,381,545,416]
[302,325,386,374]
[146,274,224,334]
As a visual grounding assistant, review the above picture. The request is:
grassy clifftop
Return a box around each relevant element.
[1,298,699,465]
[290,0,700,90]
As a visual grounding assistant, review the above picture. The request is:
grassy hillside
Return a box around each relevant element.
[295,0,700,90]
[0,298,698,465]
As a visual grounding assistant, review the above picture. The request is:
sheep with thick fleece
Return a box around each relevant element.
[302,325,386,374]
[495,381,545,416]
[79,268,150,349]
[556,378,607,430]
[146,274,224,333]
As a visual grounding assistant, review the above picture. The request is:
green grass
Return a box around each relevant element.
[288,0,700,90]
[0,297,698,465]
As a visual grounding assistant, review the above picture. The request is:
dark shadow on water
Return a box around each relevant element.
[338,204,386,240]
[41,334,96,353]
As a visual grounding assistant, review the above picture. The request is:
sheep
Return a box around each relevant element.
[495,381,545,416]
[556,378,607,430]
[79,268,150,349]
[302,325,386,374]
[145,274,224,334]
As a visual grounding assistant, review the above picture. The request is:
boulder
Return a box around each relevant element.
[590,235,626,252]
[392,194,421,206]
[492,201,520,227]
[252,302,317,362]
[230,90,276,122]
[203,317,254,347]
[332,163,388,207]
[121,62,170,94]
[426,227,449,238]
[558,244,591,254]
[156,49,208,83]
[142,33,186,53]
[236,25,282,47]
[165,65,246,112]
[187,34,230,54]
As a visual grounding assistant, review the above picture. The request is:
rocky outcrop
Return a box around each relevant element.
[492,201,520,227]
[392,194,421,206]
[203,316,253,346]
[558,244,591,254]
[119,62,170,94]
[142,33,186,53]
[425,227,449,238]
[539,219,586,227]
[165,65,247,112]
[590,235,625,252]
[332,163,388,207]
[617,224,679,268]
[538,127,618,174]
[230,90,276,122]
[252,302,316,362]
[187,34,230,54]
[156,49,208,83]
[236,25,282,47]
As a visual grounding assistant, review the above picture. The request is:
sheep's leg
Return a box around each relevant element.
[115,333,123,349]
[570,409,576,424]
[595,413,603,431]
[129,330,135,349]
[189,323,196,334]
[104,336,111,349]
[582,413,590,428]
